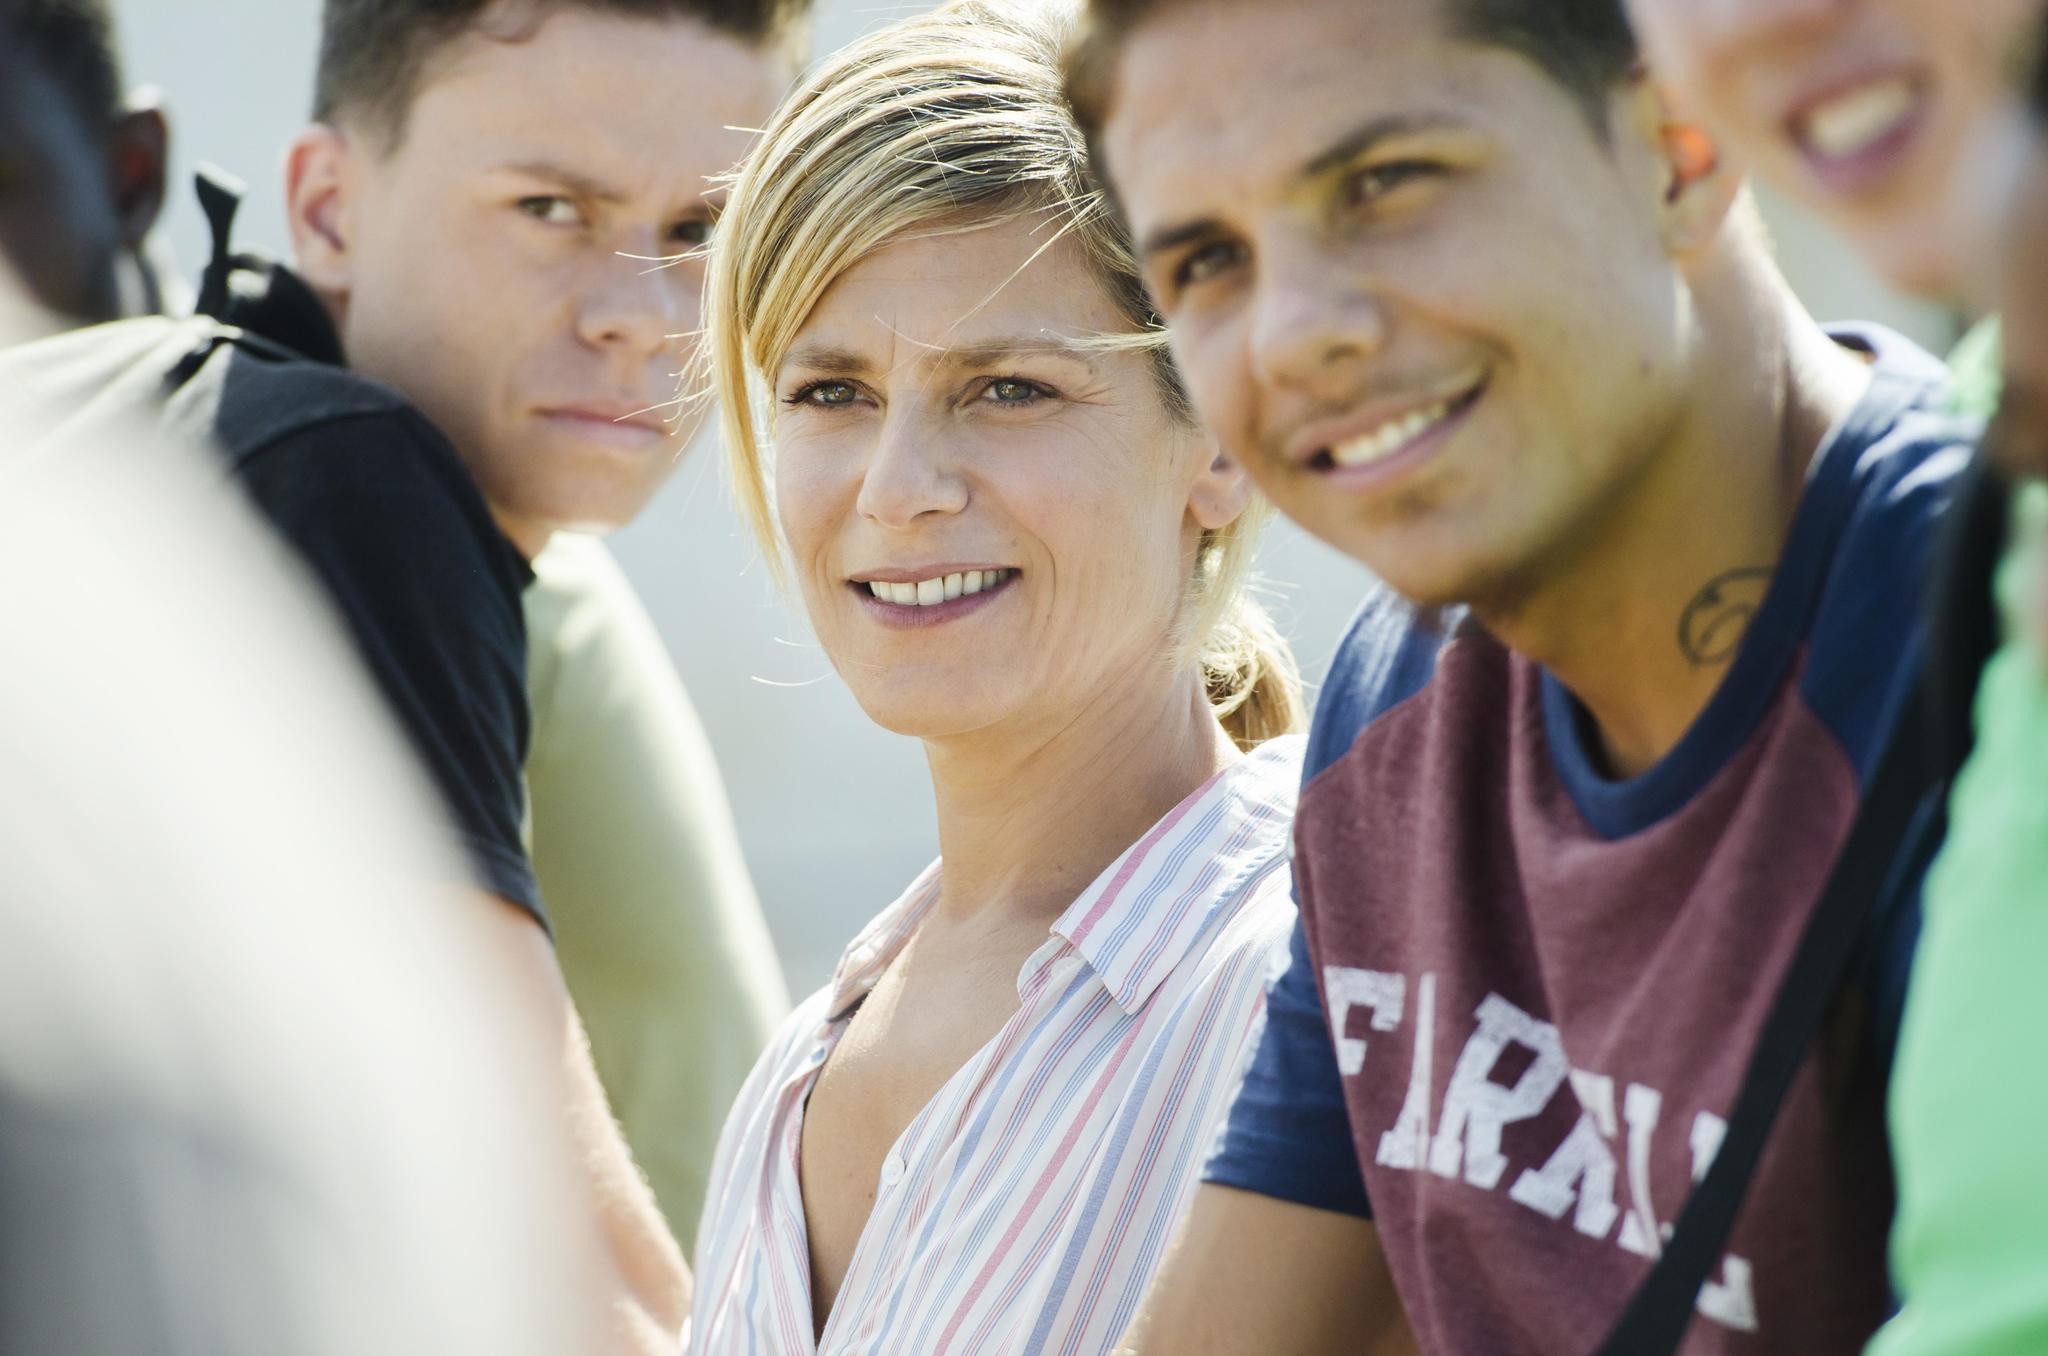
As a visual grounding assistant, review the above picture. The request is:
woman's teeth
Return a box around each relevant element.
[866,569,1013,606]
[1798,78,1919,161]
[1331,398,1454,469]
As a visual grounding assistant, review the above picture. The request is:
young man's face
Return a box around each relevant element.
[1625,0,2042,299]
[311,4,788,553]
[1098,0,1695,610]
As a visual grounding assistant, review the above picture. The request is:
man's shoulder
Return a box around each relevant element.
[198,325,425,457]
[0,313,460,485]
[1796,325,1977,775]
[1305,586,1470,784]
[148,323,517,573]
[174,321,472,488]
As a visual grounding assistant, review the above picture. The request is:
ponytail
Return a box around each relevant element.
[1203,594,1305,750]
[1183,500,1305,748]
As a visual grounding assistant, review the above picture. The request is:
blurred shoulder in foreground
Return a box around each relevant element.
[0,282,609,1356]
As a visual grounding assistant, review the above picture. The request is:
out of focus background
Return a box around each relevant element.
[113,0,1960,994]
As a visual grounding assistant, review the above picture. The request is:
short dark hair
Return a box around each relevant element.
[312,0,811,143]
[1067,0,1639,142]
[0,0,124,133]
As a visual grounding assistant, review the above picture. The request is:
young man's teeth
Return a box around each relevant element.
[1331,400,1450,469]
[1802,79,1917,160]
[867,569,1009,605]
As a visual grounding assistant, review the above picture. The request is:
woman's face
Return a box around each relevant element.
[1626,0,2042,298]
[770,215,1245,742]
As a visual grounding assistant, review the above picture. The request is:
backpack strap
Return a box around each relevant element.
[1593,680,1940,1355]
[192,164,247,322]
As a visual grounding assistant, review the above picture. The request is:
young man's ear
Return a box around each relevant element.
[284,122,360,302]
[107,94,168,249]
[1186,431,1255,532]
[1619,78,1743,261]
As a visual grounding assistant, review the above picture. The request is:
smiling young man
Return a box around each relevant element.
[1065,0,1976,1351]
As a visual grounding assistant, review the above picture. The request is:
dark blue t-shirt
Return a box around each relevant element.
[1207,326,1972,1351]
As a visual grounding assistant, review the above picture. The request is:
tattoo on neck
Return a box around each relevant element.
[1678,567,1772,668]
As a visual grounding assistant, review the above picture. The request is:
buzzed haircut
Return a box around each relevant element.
[1067,0,1639,141]
[0,0,124,132]
[312,0,811,142]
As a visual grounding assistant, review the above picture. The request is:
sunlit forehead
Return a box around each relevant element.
[399,6,783,215]
[774,223,1141,392]
[1106,0,1489,243]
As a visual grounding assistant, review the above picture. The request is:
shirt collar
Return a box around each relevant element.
[823,858,944,1022]
[1047,735,1302,1014]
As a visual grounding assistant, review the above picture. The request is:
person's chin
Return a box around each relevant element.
[511,443,674,526]
[1859,213,1966,300]
[846,681,1013,742]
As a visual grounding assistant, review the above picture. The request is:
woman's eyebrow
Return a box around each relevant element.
[777,343,870,378]
[935,335,1103,369]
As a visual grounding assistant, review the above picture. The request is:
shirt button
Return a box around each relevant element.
[880,1153,906,1189]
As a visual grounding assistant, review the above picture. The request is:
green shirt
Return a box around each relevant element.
[1875,321,2048,1356]
[524,534,789,1251]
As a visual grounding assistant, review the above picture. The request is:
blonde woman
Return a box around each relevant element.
[687,2,1307,1352]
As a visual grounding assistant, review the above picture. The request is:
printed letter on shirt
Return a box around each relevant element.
[1324,968,1405,1076]
[1687,1110,1760,1333]
[1507,1069,1623,1239]
[1427,994,1568,1190]
[1377,974,1437,1171]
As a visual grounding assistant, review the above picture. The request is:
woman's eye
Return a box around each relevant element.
[787,380,860,407]
[1344,160,1442,210]
[516,195,583,227]
[1172,239,1246,292]
[982,378,1046,405]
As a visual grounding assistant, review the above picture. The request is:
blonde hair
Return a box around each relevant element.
[706,0,1303,748]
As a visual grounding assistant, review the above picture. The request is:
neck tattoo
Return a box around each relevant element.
[1677,567,1772,668]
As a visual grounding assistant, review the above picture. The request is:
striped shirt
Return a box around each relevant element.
[689,736,1302,1356]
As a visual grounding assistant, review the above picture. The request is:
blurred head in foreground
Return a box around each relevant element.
[0,290,602,1355]
[289,0,806,553]
[1621,0,2044,300]
[709,0,1303,752]
[1067,0,1787,613]
[0,0,167,326]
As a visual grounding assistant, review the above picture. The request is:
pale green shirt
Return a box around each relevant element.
[524,534,789,1250]
[1875,321,2048,1356]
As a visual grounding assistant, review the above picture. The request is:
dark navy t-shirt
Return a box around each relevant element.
[1206,327,1973,1352]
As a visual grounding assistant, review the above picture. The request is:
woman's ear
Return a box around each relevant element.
[1186,429,1254,532]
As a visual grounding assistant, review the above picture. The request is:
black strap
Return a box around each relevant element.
[192,164,247,321]
[1593,682,1938,1355]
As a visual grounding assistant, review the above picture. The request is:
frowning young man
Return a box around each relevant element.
[278,0,800,1262]
[1067,0,1976,1349]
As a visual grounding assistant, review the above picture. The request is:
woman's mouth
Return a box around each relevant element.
[850,568,1019,626]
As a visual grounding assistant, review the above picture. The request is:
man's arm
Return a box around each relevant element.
[481,893,691,1349]
[1118,1185,1415,1356]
